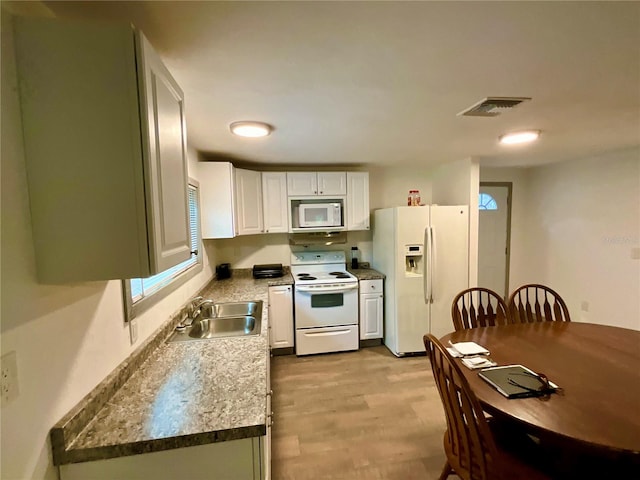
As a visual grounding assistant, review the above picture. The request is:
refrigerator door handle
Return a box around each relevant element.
[430,226,436,303]
[424,226,431,304]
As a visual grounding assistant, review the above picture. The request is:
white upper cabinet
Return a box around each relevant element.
[13,17,190,282]
[199,162,236,239]
[286,172,317,196]
[287,172,347,196]
[346,172,370,231]
[262,173,289,233]
[235,169,264,235]
[317,172,347,195]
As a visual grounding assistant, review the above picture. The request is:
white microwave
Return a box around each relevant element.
[298,203,343,228]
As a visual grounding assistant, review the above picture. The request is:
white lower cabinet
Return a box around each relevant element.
[268,286,294,349]
[60,437,263,480]
[359,279,384,340]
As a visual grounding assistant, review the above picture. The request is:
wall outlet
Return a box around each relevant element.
[129,319,138,344]
[1,351,19,407]
[631,247,640,260]
[581,301,589,312]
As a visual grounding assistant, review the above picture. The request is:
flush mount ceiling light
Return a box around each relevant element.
[230,121,273,138]
[499,130,541,145]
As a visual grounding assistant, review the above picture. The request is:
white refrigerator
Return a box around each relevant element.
[373,206,469,356]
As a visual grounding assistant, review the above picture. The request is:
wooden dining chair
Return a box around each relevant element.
[424,333,552,480]
[508,284,571,323]
[451,287,510,331]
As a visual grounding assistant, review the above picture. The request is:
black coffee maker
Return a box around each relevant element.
[216,263,231,280]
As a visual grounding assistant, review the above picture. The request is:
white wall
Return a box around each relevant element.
[209,230,374,269]
[524,148,640,329]
[368,166,433,209]
[0,11,216,479]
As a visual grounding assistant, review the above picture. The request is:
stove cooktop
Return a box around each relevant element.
[290,251,358,285]
[292,270,357,285]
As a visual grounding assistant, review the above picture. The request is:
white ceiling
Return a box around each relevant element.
[42,1,640,168]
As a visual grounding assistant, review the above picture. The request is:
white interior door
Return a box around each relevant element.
[478,185,511,298]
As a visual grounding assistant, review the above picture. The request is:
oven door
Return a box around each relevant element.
[294,283,358,328]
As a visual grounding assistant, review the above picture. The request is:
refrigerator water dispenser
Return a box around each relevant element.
[404,244,423,276]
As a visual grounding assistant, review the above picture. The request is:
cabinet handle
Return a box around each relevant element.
[319,191,323,194]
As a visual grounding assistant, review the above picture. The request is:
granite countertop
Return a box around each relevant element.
[51,270,294,465]
[348,267,386,280]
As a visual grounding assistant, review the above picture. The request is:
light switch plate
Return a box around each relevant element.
[1,351,19,406]
[130,319,138,344]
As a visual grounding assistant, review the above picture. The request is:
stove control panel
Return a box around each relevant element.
[291,251,346,265]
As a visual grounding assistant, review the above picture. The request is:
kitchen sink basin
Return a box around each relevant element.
[212,301,261,319]
[167,300,262,343]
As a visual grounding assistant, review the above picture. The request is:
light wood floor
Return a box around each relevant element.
[271,346,457,480]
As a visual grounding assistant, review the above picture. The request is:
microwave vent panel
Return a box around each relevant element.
[458,97,532,117]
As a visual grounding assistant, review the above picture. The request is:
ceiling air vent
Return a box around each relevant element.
[458,97,531,117]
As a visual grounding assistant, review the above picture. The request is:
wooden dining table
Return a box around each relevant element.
[441,322,640,460]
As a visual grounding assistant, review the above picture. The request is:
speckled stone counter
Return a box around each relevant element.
[51,270,293,465]
[348,267,386,280]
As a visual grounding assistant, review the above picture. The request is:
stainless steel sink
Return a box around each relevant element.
[167,301,262,343]
[212,301,261,319]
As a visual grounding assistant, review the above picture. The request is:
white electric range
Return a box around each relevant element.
[290,251,359,356]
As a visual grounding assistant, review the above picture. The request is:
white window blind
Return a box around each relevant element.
[124,181,202,320]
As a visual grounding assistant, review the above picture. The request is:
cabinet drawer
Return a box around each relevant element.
[359,279,383,294]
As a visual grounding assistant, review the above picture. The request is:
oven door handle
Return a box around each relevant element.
[295,284,359,293]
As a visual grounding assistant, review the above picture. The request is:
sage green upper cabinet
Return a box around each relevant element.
[13,17,190,283]
[286,172,347,196]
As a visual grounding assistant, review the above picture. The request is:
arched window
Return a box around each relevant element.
[479,193,498,210]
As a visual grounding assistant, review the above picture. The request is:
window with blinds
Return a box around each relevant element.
[123,181,202,320]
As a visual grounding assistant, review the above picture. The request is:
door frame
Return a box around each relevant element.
[479,182,513,299]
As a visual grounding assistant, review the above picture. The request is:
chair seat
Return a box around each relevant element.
[490,420,552,480]
[442,420,554,480]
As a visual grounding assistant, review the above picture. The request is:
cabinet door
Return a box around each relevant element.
[360,288,383,340]
[235,169,264,235]
[138,32,191,272]
[268,286,294,348]
[13,18,190,281]
[199,162,236,239]
[318,172,347,195]
[60,438,261,480]
[262,173,289,233]
[346,172,370,230]
[287,172,317,195]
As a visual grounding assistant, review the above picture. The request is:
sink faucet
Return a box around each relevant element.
[184,297,215,326]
